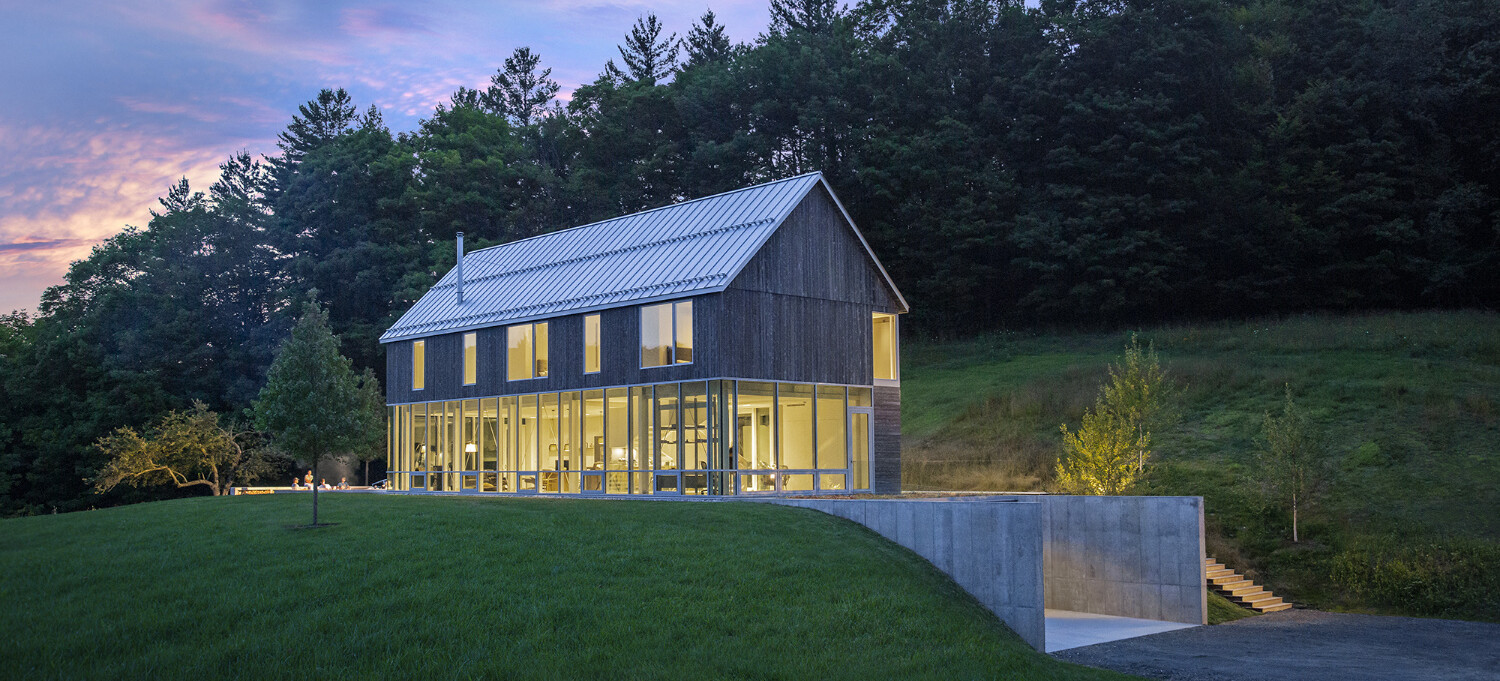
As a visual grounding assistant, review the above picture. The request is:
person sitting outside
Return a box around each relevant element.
[319,478,332,490]
[338,477,350,490]
[291,477,301,490]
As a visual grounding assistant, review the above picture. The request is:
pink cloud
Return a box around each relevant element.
[0,123,265,312]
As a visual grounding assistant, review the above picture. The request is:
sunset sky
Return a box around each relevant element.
[0,0,771,313]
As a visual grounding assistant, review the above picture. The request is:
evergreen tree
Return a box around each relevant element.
[768,0,842,35]
[480,47,561,126]
[614,14,680,84]
[684,10,733,68]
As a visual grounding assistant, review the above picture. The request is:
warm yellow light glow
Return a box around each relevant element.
[412,339,426,390]
[463,332,477,385]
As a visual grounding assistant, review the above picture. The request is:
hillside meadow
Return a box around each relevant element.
[902,311,1500,621]
[0,494,1129,681]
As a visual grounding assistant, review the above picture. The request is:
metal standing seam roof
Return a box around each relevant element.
[379,172,908,343]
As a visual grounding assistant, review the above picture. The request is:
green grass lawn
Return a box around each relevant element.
[0,494,1130,681]
[902,311,1500,621]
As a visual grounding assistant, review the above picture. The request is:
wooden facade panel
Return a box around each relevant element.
[717,288,873,385]
[873,385,902,494]
[730,185,903,313]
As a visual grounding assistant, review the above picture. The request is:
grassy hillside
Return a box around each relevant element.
[903,311,1500,621]
[0,494,1127,681]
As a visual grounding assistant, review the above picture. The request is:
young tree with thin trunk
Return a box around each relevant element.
[92,401,278,497]
[254,300,381,526]
[1056,334,1173,495]
[1102,334,1173,473]
[1256,386,1328,543]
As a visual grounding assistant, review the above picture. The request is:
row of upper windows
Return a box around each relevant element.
[410,301,694,391]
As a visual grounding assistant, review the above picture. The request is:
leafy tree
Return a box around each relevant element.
[1057,399,1146,495]
[1102,335,1173,472]
[254,301,382,525]
[1056,335,1172,494]
[1256,386,1329,543]
[349,368,387,485]
[92,401,279,497]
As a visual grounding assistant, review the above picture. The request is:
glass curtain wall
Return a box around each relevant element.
[387,380,874,495]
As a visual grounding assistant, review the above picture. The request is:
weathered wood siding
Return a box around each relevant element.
[873,385,902,494]
[714,288,873,385]
[730,183,903,313]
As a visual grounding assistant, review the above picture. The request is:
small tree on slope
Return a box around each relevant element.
[254,301,381,526]
[1256,386,1328,543]
[1057,334,1171,495]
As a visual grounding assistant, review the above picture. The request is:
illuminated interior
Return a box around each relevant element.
[386,380,873,495]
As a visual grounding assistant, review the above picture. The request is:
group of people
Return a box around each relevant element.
[290,471,351,490]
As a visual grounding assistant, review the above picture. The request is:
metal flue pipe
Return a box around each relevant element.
[456,231,465,305]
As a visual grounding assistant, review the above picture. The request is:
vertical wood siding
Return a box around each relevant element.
[729,184,903,313]
[873,386,902,494]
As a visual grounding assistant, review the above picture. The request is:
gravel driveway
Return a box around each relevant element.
[1054,609,1500,681]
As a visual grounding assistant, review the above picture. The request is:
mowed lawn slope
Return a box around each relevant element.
[0,494,1127,681]
[903,311,1500,621]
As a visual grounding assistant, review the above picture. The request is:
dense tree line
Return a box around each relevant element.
[2,0,1496,514]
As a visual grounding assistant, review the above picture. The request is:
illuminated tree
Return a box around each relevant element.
[1057,335,1171,494]
[92,402,277,497]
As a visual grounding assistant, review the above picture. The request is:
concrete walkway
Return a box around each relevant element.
[1044,609,1197,653]
[1055,609,1500,681]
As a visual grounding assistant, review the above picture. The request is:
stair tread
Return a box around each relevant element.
[1211,577,1252,587]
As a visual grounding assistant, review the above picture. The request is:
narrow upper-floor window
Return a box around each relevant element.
[412,339,426,390]
[463,332,477,385]
[873,312,897,382]
[507,321,550,381]
[641,300,693,368]
[584,314,601,374]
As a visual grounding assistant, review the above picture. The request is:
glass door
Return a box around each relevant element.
[848,408,872,491]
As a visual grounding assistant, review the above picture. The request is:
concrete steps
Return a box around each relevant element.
[1204,557,1294,613]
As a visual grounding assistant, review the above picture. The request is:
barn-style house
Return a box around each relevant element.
[380,172,907,496]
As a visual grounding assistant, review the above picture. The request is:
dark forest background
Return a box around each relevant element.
[2,0,1497,514]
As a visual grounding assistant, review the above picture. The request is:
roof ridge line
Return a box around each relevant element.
[461,172,821,257]
[438,217,774,290]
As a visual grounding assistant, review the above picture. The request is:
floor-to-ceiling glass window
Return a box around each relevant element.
[388,379,872,495]
[778,383,815,492]
[681,382,708,494]
[606,387,628,493]
[462,399,479,491]
[582,389,604,492]
[481,398,499,492]
[655,383,679,493]
[737,381,776,492]
[540,392,559,492]
[519,393,538,492]
[848,387,872,491]
[630,386,654,494]
[559,391,579,493]
[499,396,516,493]
[412,403,429,490]
[816,386,848,491]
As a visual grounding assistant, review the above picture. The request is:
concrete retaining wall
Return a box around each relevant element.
[762,498,1046,650]
[1003,495,1206,625]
